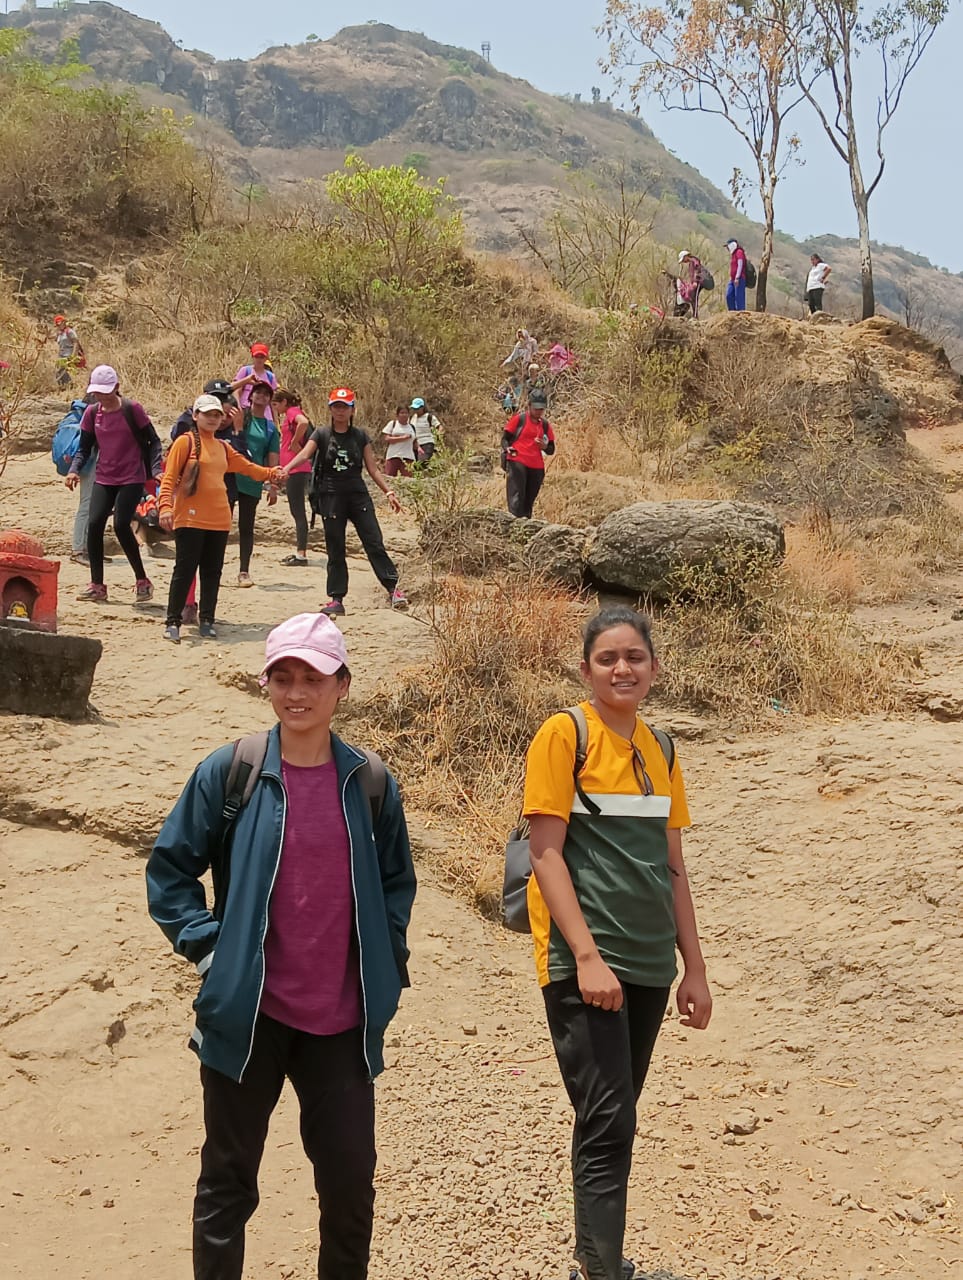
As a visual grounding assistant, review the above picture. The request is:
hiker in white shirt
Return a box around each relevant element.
[806,255,832,314]
[409,397,441,464]
[382,405,417,478]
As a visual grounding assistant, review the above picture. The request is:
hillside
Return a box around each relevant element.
[3,2,963,356]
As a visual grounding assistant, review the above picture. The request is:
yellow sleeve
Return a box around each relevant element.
[523,713,578,820]
[667,755,692,830]
[158,435,190,513]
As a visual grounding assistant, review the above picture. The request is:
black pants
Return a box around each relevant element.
[194,1015,375,1280]
[506,460,545,519]
[320,489,398,599]
[286,472,310,553]
[543,977,670,1280]
[807,288,824,314]
[167,528,229,627]
[415,440,435,465]
[236,492,259,573]
[87,481,147,585]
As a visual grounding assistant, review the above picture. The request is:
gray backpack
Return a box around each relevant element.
[502,707,675,933]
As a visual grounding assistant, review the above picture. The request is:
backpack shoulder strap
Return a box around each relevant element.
[562,706,599,816]
[223,731,271,824]
[358,748,388,826]
[646,724,676,775]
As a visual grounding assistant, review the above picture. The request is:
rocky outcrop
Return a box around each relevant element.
[584,501,785,598]
[522,523,590,591]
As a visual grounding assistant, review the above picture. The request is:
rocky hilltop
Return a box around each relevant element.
[4,2,963,353]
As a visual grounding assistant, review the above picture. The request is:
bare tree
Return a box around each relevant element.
[778,0,949,319]
[518,163,656,310]
[601,0,812,312]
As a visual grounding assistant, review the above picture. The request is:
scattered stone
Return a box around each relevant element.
[748,1203,774,1221]
[106,1019,126,1049]
[462,1023,478,1037]
[0,623,102,720]
[724,1109,759,1136]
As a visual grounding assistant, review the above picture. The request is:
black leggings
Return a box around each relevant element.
[286,472,310,553]
[194,1015,375,1280]
[87,481,147,585]
[235,492,259,574]
[320,489,398,599]
[166,528,229,627]
[543,976,669,1280]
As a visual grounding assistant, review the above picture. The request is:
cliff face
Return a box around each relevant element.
[0,4,728,212]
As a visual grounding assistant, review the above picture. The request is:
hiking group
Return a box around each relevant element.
[57,346,418,638]
[146,603,711,1280]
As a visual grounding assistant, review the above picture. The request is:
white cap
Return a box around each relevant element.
[678,250,691,262]
[193,394,224,414]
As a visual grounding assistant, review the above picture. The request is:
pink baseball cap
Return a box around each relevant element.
[86,364,119,394]
[259,612,348,684]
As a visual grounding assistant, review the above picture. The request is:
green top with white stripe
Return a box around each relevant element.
[523,702,691,989]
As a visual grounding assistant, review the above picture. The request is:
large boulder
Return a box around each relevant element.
[0,622,102,720]
[420,508,545,574]
[584,500,785,599]
[523,523,591,591]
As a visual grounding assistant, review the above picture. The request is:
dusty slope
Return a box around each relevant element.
[1,442,962,1279]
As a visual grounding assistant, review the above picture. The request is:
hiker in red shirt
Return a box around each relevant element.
[502,389,556,519]
[725,239,747,312]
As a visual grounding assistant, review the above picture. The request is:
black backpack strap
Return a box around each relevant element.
[120,397,161,479]
[358,749,388,826]
[506,412,527,447]
[563,706,600,816]
[213,731,270,918]
[647,724,676,775]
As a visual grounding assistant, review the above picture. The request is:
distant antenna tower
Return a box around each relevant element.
[481,41,492,63]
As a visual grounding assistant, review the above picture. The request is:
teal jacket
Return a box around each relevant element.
[146,725,416,1083]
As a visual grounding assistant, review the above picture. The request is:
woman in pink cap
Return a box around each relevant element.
[65,364,163,603]
[232,342,278,415]
[147,612,416,1280]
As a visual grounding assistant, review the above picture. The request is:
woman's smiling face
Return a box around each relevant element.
[266,657,348,735]
[581,623,658,713]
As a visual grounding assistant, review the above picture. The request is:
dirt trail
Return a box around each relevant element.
[1,446,961,1280]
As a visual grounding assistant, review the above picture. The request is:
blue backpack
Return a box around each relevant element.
[51,401,89,475]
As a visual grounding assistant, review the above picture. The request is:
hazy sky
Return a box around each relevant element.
[27,0,961,271]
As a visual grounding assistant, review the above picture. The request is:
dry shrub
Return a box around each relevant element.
[342,573,588,897]
[652,559,915,720]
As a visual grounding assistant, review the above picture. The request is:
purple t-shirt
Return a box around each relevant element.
[260,759,362,1035]
[81,401,151,487]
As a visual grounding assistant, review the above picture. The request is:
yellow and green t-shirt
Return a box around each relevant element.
[522,701,691,989]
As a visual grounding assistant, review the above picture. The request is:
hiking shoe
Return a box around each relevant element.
[237,571,253,588]
[69,550,89,564]
[181,603,198,626]
[134,578,154,602]
[569,1259,636,1280]
[198,622,217,639]
[390,587,408,610]
[320,599,345,617]
[164,625,181,644]
[77,583,107,602]
[280,554,308,566]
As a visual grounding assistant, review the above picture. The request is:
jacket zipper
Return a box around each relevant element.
[238,770,287,1083]
[342,758,372,1080]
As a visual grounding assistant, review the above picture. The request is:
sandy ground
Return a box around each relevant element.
[1,441,962,1280]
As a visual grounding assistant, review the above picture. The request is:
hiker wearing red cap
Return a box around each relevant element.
[232,342,278,415]
[147,612,416,1280]
[281,388,407,615]
[54,315,85,390]
[65,364,163,603]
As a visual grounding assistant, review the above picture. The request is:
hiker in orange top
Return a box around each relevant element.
[158,394,284,643]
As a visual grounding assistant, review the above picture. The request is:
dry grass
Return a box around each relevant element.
[652,559,916,721]
[340,573,588,901]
